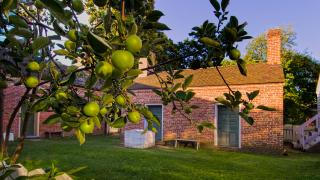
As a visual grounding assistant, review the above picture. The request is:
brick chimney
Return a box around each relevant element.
[139,58,148,78]
[267,29,282,64]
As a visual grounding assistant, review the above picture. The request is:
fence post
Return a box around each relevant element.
[300,126,305,149]
[316,115,319,129]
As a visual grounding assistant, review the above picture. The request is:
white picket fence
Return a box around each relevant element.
[285,113,320,150]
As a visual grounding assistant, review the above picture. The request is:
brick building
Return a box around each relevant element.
[126,29,285,151]
[2,29,284,151]
[3,85,59,138]
[2,85,106,138]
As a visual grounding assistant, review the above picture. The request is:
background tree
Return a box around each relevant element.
[163,21,221,69]
[282,51,320,124]
[175,20,217,69]
[164,18,252,69]
[244,26,296,62]
[244,27,320,124]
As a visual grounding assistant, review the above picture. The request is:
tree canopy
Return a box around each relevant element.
[244,27,296,62]
[282,51,320,124]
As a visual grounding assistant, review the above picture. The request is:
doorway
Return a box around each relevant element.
[216,105,240,147]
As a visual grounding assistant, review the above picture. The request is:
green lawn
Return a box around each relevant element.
[9,136,320,180]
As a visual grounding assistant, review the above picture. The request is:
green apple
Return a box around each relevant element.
[83,101,100,117]
[115,95,126,107]
[111,50,134,72]
[24,76,39,88]
[125,35,142,53]
[26,61,40,72]
[95,61,113,79]
[127,111,141,124]
[80,120,94,133]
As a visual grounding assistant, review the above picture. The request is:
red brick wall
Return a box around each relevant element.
[3,86,25,138]
[37,111,105,137]
[126,83,284,151]
[38,112,61,137]
[2,86,104,139]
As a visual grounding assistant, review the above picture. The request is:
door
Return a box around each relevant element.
[21,103,38,137]
[147,105,163,141]
[217,105,239,147]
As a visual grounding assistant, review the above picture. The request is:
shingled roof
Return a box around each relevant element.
[131,63,284,90]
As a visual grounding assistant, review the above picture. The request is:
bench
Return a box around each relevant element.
[174,139,200,150]
[45,131,63,138]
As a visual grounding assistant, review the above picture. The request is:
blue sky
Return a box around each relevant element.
[155,0,320,60]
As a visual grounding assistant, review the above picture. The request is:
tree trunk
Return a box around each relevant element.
[11,88,36,164]
[0,88,4,156]
[10,107,31,164]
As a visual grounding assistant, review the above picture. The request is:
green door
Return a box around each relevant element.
[217,105,239,147]
[147,105,163,141]
[21,103,37,137]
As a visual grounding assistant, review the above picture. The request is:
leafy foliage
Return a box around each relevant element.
[0,0,176,146]
[215,90,275,125]
[282,51,320,124]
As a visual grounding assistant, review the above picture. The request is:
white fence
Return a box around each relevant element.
[284,123,317,144]
[284,124,294,143]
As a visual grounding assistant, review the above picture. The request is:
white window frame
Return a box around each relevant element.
[214,104,241,148]
[18,109,40,138]
[144,104,164,141]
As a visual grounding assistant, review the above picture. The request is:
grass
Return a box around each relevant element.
[8,136,320,180]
